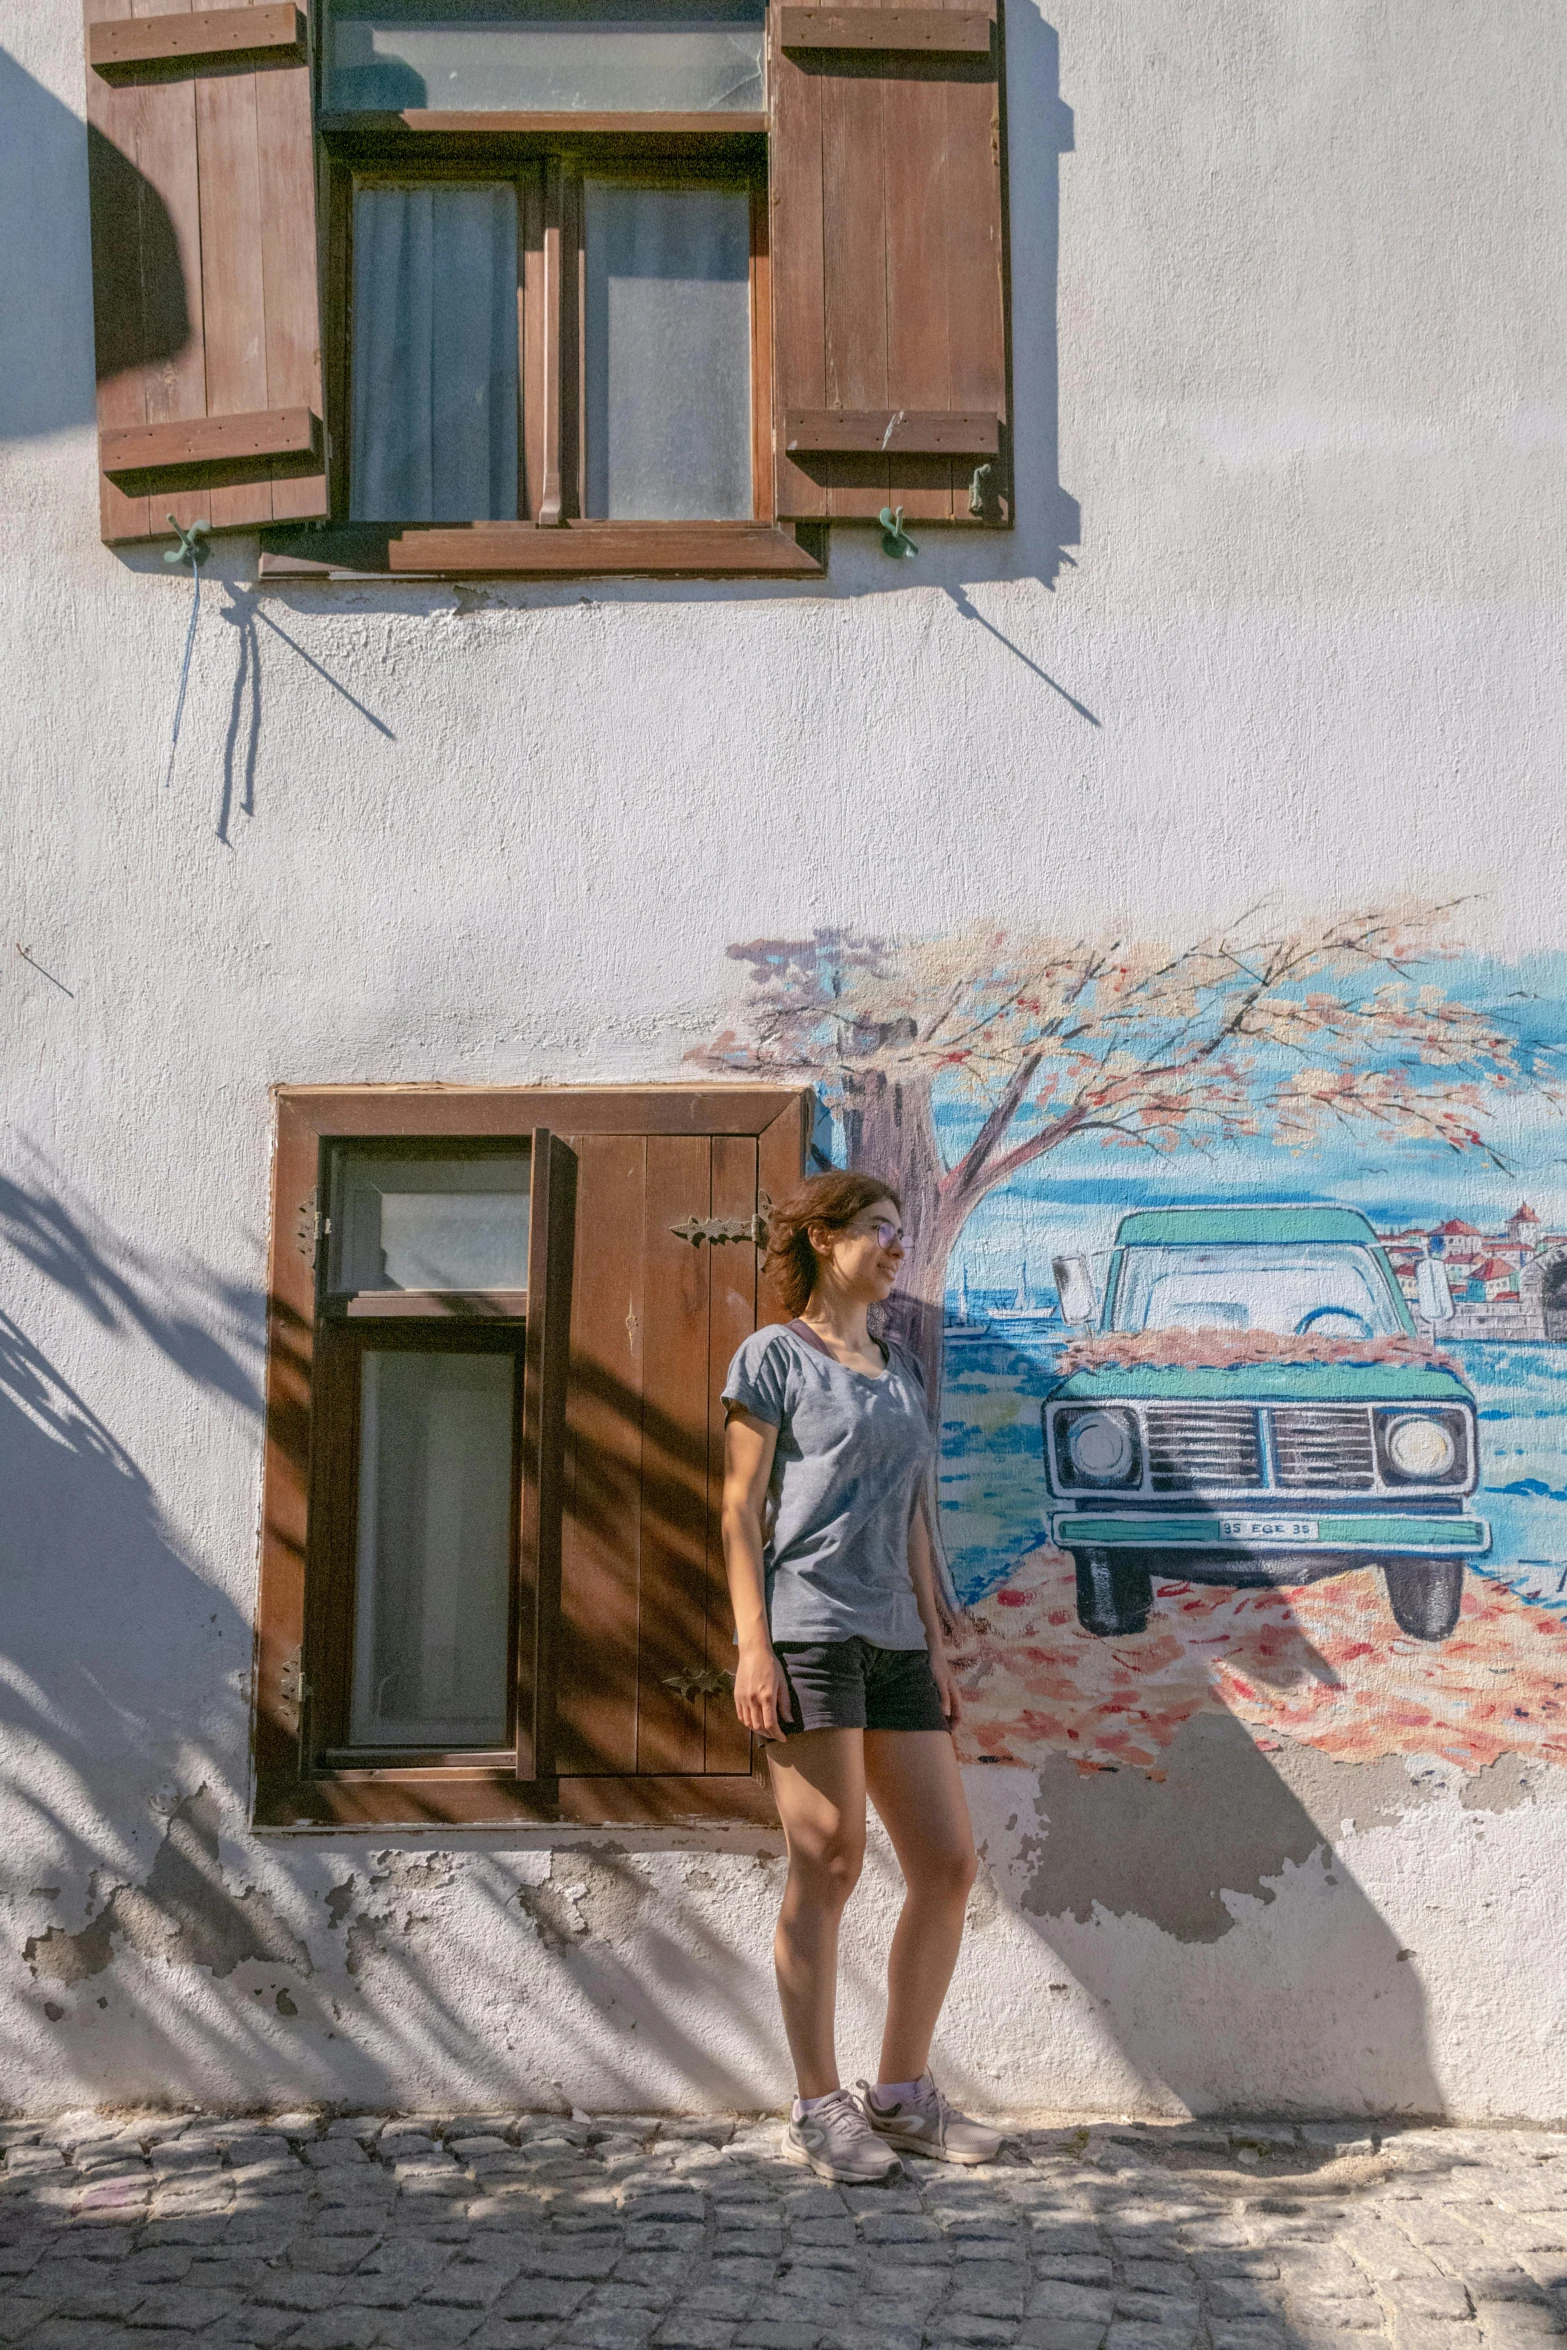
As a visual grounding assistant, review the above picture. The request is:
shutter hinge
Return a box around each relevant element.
[670,1213,766,1248]
[662,1665,736,1701]
[669,1207,769,1249]
[279,1649,311,1730]
[295,1190,330,1266]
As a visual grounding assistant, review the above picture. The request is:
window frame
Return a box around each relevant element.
[323,140,772,534]
[254,1083,808,1831]
[254,33,815,582]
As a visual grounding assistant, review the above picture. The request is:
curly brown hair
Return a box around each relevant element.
[764,1171,903,1318]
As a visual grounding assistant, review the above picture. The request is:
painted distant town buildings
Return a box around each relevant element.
[1382,1203,1567,1340]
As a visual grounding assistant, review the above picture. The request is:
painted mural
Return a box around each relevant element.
[699,906,1567,1776]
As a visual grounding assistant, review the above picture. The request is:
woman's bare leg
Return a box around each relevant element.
[863,1730,978,2084]
[767,1729,867,2099]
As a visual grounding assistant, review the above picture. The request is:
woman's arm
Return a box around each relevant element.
[908,1488,960,1724]
[721,1407,792,1741]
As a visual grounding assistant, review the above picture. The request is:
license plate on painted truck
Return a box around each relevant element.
[1216,1516,1318,1542]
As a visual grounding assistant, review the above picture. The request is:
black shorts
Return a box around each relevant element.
[774,1638,950,1736]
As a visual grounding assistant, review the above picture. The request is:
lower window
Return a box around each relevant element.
[255,1087,810,1828]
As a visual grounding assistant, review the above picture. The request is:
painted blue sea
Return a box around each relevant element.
[939,1324,1567,1617]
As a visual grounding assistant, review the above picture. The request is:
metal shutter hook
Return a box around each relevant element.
[163,515,212,791]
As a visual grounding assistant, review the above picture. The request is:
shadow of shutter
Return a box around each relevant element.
[771,0,1011,528]
[83,0,328,544]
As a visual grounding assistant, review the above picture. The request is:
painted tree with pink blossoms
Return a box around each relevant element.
[695,904,1545,1412]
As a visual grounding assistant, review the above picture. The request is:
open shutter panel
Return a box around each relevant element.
[552,1105,808,1823]
[83,1,327,545]
[771,0,1010,525]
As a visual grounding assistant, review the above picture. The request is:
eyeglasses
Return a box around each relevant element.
[869,1218,904,1250]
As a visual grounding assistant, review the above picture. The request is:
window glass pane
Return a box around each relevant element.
[325,0,765,114]
[584,182,751,520]
[328,1152,531,1293]
[350,181,518,522]
[350,1351,514,1746]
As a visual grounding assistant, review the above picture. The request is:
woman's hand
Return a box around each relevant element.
[931,1648,961,1727]
[734,1640,792,1741]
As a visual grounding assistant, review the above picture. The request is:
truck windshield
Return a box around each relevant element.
[1109,1243,1403,1338]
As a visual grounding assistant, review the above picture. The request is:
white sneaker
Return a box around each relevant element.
[856,2072,1005,2165]
[781,2087,902,2182]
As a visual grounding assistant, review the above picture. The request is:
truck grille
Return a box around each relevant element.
[1143,1405,1263,1491]
[1270,1406,1376,1490]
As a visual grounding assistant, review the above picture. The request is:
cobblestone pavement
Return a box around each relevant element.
[2,2110,1566,2350]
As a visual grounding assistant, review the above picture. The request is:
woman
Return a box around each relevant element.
[721,1171,1003,2182]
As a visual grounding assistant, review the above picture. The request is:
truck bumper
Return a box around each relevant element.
[1050,1510,1491,1558]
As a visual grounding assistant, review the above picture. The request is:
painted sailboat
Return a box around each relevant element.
[943,1262,991,1338]
[987,1256,1063,1333]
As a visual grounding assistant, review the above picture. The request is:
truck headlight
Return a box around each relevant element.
[1056,1406,1140,1488]
[1376,1408,1468,1486]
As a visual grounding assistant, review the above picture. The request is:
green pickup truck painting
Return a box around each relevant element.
[1043,1205,1490,1643]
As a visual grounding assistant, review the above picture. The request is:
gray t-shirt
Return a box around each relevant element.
[722,1322,933,1649]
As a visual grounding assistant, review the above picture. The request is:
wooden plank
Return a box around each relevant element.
[195,58,273,526]
[749,181,772,521]
[255,1775,561,1829]
[758,1098,812,1325]
[254,1094,320,1796]
[256,1768,776,1829]
[769,14,827,520]
[520,169,544,520]
[86,0,213,541]
[705,1135,760,1774]
[884,9,954,524]
[783,409,996,454]
[333,1288,527,1320]
[379,523,823,576]
[634,1138,714,1776]
[131,3,212,585]
[820,32,888,519]
[556,1772,777,1826]
[943,0,1008,520]
[555,1134,646,1776]
[90,4,304,71]
[255,44,329,522]
[517,1134,575,1783]
[85,0,153,540]
[322,155,354,521]
[272,1085,813,1139]
[99,404,320,475]
[779,7,992,51]
[397,110,768,136]
[536,160,565,525]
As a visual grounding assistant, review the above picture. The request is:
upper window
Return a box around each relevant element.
[344,167,759,524]
[82,0,1012,574]
[322,0,767,115]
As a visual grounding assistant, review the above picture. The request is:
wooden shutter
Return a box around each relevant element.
[552,1105,807,1822]
[83,1,327,545]
[771,0,1010,525]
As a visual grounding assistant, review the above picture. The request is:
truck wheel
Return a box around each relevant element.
[1072,1549,1154,1637]
[1381,1558,1465,1641]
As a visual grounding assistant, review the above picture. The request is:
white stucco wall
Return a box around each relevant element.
[2,0,1565,2119]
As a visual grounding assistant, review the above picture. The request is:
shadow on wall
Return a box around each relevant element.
[0,1161,1443,2115]
[0,51,168,442]
[989,1649,1446,2117]
[0,1157,798,2111]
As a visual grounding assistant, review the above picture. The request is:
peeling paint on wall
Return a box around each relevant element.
[21,1791,309,1986]
[1016,1716,1438,1942]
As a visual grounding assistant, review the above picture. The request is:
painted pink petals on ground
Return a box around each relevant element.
[953,1543,1567,1774]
